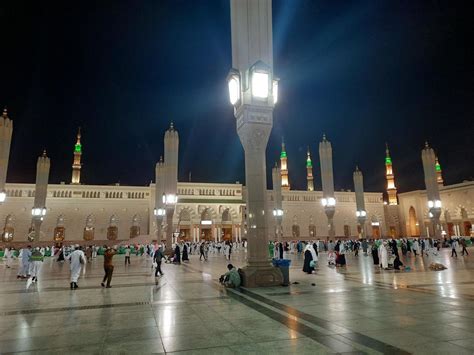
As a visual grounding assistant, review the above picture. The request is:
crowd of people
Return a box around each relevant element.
[265,236,472,275]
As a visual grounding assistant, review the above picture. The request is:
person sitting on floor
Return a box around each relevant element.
[219,264,241,288]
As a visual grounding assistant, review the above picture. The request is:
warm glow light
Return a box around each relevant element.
[371,222,380,226]
[32,207,47,217]
[154,208,166,217]
[252,72,269,98]
[434,200,442,208]
[321,198,327,207]
[427,200,434,208]
[0,192,6,203]
[273,208,283,217]
[327,197,336,206]
[228,76,240,105]
[163,194,178,205]
[201,220,212,225]
[273,80,278,104]
[356,211,360,217]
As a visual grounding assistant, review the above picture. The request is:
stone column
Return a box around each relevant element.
[228,0,282,287]
[0,109,13,203]
[353,166,367,239]
[31,151,50,241]
[319,135,336,239]
[422,142,442,238]
[164,123,179,253]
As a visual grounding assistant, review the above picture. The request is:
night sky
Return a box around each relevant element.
[1,1,473,194]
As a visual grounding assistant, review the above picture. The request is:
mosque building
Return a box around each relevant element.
[0,114,472,244]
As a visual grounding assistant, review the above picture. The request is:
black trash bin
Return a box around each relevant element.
[272,259,291,286]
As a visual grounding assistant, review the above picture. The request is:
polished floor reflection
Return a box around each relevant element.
[0,247,473,354]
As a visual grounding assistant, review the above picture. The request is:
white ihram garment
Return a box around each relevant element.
[66,250,85,282]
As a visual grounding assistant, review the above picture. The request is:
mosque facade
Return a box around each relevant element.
[0,117,472,244]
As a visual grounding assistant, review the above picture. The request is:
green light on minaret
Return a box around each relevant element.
[280,150,287,158]
[75,143,82,153]
[436,162,441,172]
[385,157,392,164]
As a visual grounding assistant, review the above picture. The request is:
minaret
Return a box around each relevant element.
[385,143,397,205]
[71,128,82,184]
[306,147,314,191]
[164,122,179,252]
[280,139,290,190]
[435,156,444,186]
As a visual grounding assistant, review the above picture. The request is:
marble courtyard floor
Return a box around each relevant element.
[0,248,473,354]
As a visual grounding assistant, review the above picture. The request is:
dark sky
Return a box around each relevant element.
[1,0,473,193]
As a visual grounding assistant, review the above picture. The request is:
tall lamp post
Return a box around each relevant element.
[421,142,442,238]
[0,108,13,204]
[227,0,282,287]
[154,156,166,242]
[164,123,178,253]
[31,151,50,241]
[272,163,283,241]
[353,166,367,239]
[319,135,336,239]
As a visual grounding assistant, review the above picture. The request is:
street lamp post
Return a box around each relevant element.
[0,109,13,204]
[163,123,179,253]
[353,166,367,239]
[319,135,336,239]
[422,142,442,238]
[31,151,50,242]
[154,156,166,242]
[227,0,282,287]
[272,164,283,241]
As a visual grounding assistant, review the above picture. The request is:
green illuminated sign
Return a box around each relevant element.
[75,143,82,153]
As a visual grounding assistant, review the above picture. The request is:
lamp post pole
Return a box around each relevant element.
[154,156,166,243]
[0,109,13,204]
[31,151,50,242]
[422,142,442,238]
[227,0,282,287]
[319,135,336,239]
[272,164,283,242]
[353,166,367,239]
[164,123,179,253]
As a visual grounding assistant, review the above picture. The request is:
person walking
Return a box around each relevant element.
[29,247,44,283]
[124,245,131,265]
[182,243,189,262]
[460,238,469,256]
[17,246,32,279]
[199,243,205,261]
[4,247,13,268]
[66,245,86,289]
[101,247,117,288]
[451,239,458,258]
[154,246,164,277]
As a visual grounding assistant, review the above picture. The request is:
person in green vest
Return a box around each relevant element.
[29,247,44,283]
[268,241,274,258]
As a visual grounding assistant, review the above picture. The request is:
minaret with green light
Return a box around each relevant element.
[306,146,314,191]
[435,156,444,186]
[280,138,290,191]
[71,127,82,184]
[385,143,397,205]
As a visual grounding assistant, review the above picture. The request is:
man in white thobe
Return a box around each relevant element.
[4,247,13,268]
[29,247,44,283]
[379,242,388,269]
[17,246,32,279]
[66,245,86,289]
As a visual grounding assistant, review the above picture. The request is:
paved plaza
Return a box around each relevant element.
[0,248,473,354]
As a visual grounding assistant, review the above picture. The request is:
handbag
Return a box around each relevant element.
[153,261,158,268]
[309,260,315,268]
